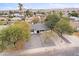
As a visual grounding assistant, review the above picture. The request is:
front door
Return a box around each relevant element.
[37,30,39,34]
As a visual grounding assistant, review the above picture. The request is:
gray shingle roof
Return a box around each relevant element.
[31,23,48,31]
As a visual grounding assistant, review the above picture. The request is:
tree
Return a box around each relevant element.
[0,21,30,51]
[45,13,60,30]
[25,9,30,16]
[59,11,63,18]
[54,17,74,43]
[25,9,33,17]
[41,12,45,15]
[68,11,79,17]
[18,3,23,11]
[18,3,23,15]
[54,17,74,36]
[8,10,14,18]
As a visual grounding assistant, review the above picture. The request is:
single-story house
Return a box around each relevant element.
[11,17,22,21]
[0,17,7,21]
[70,16,79,21]
[31,23,48,34]
[14,13,24,17]
[70,17,79,31]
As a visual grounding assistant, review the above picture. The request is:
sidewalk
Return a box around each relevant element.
[0,44,79,56]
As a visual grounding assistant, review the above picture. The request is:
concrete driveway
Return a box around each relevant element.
[25,34,56,49]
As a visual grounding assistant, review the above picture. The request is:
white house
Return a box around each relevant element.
[11,17,22,21]
[70,16,79,21]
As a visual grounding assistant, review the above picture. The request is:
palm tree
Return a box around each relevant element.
[18,3,23,11]
[18,3,23,15]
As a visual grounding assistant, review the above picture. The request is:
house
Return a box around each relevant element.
[14,13,24,18]
[70,16,79,31]
[31,23,48,34]
[0,17,7,21]
[11,17,22,21]
[70,16,79,21]
[5,17,22,24]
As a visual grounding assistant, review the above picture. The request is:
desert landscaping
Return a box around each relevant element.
[0,3,79,56]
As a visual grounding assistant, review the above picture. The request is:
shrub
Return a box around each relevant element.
[0,21,30,51]
[0,19,5,21]
[13,21,31,40]
[42,31,55,43]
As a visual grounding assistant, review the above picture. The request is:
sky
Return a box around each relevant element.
[0,3,79,10]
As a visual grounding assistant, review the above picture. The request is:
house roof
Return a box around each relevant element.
[31,23,48,31]
[0,17,7,20]
[11,17,22,21]
[70,16,79,21]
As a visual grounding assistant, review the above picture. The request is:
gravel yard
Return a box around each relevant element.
[0,26,79,56]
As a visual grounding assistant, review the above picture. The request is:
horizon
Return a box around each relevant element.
[0,3,79,10]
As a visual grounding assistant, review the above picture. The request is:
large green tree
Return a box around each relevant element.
[45,13,60,30]
[54,17,74,36]
[68,11,79,17]
[54,17,74,43]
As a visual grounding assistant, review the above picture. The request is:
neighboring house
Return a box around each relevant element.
[36,14,46,22]
[14,13,24,18]
[70,16,79,31]
[0,17,7,21]
[70,16,79,21]
[31,23,48,34]
[7,17,22,24]
[11,17,22,21]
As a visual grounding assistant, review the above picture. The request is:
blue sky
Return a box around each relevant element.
[0,3,79,10]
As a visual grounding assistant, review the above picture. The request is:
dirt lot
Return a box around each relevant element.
[74,32,79,37]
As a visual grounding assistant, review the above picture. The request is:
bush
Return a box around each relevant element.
[0,19,5,21]
[13,21,31,40]
[0,21,30,51]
